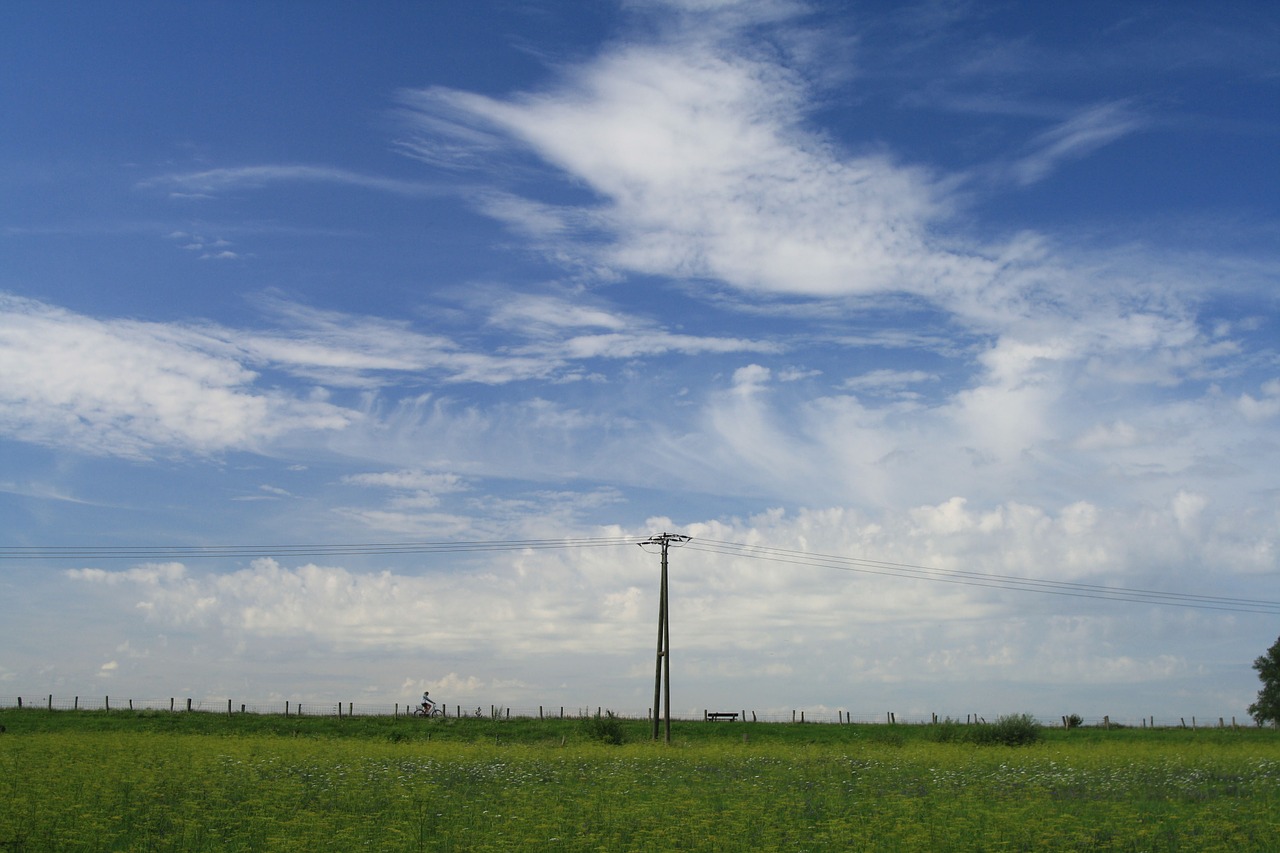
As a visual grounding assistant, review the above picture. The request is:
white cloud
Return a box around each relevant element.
[141,165,441,198]
[842,369,938,392]
[1074,420,1139,451]
[1010,101,1146,186]
[58,496,1274,715]
[0,292,783,460]
[343,469,467,493]
[1237,378,1280,421]
[731,363,771,389]
[0,295,354,458]
[396,13,1238,393]
[408,41,966,301]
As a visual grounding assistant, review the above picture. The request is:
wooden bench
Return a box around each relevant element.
[705,711,739,722]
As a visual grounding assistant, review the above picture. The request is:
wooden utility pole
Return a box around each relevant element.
[641,533,690,743]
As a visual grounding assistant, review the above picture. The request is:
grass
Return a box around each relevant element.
[1,709,1278,851]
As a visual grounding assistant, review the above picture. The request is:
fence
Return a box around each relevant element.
[0,696,1261,729]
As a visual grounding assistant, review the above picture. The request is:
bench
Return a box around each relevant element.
[705,711,739,722]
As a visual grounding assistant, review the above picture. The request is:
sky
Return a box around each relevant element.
[1,0,1278,723]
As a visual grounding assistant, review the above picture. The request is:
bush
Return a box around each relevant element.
[582,710,626,745]
[972,713,1042,746]
[929,717,966,743]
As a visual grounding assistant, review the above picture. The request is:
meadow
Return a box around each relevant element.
[1,709,1277,851]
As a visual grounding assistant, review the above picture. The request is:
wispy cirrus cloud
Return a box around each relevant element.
[1009,100,1147,185]
[401,40,963,301]
[140,165,443,199]
[0,291,783,459]
[0,294,354,458]
[393,13,1166,348]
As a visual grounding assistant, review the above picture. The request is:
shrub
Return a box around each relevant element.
[929,717,966,743]
[582,710,625,745]
[971,713,1042,746]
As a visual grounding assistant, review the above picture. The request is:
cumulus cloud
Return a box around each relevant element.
[61,494,1274,714]
[1237,378,1280,421]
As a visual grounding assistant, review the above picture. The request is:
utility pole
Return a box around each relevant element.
[640,532,690,743]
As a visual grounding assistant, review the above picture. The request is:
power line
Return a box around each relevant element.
[0,536,640,561]
[3,532,1273,615]
[685,538,1280,615]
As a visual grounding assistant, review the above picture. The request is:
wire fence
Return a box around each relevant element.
[0,695,1261,729]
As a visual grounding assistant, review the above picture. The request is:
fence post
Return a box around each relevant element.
[105,696,109,711]
[16,697,20,709]
[48,694,52,710]
[129,699,133,711]
[286,701,290,716]
[74,696,78,710]
[187,698,192,712]
[539,706,543,719]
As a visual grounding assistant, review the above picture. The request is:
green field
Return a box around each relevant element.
[1,710,1278,851]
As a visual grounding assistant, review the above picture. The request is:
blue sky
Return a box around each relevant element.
[2,0,1278,721]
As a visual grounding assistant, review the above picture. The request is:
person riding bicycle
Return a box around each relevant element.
[421,691,436,715]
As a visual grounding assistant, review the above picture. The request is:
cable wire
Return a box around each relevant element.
[0,536,641,561]
[685,538,1280,615]
[4,533,1274,615]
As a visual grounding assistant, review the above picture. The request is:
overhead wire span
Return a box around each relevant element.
[4,533,1275,615]
[684,538,1280,615]
[0,536,642,561]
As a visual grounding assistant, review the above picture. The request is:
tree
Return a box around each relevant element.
[1248,635,1280,726]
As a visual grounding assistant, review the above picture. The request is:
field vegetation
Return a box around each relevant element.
[2,709,1278,851]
